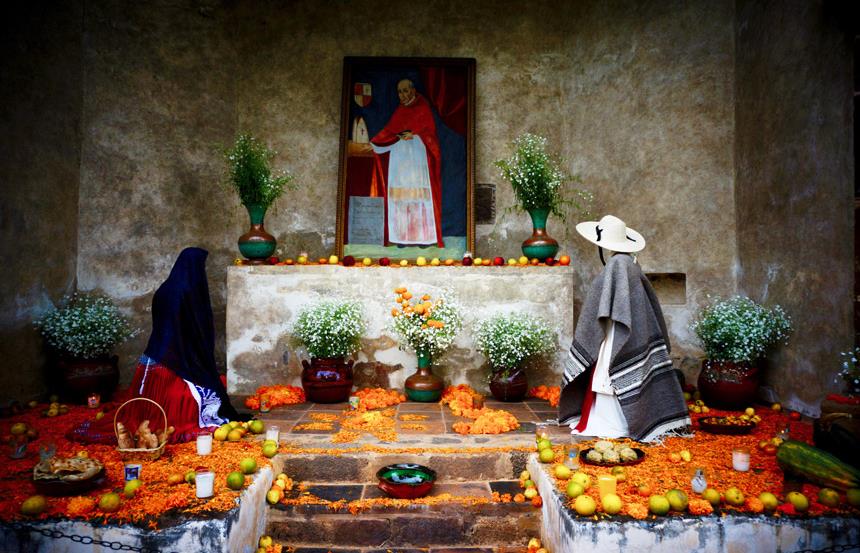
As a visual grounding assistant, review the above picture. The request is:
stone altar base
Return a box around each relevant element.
[226,265,575,396]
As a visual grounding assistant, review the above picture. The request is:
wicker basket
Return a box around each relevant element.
[114,397,168,461]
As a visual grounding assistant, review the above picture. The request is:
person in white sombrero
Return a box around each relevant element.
[559,215,690,442]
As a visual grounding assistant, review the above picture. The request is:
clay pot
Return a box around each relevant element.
[488,368,528,402]
[301,357,354,403]
[405,352,443,402]
[696,360,759,410]
[238,203,276,264]
[57,355,119,404]
[521,208,559,260]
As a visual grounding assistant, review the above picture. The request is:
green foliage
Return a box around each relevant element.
[691,296,792,363]
[475,313,556,373]
[35,293,137,358]
[224,134,296,209]
[293,300,366,359]
[494,132,591,220]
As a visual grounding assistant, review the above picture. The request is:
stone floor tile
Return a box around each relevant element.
[289,421,340,434]
[430,482,492,498]
[399,403,444,412]
[304,483,364,502]
[430,549,495,553]
[310,401,350,411]
[397,421,446,434]
[292,548,361,553]
[398,412,443,421]
[488,480,524,496]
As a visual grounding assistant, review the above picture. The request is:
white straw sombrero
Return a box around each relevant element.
[576,215,645,253]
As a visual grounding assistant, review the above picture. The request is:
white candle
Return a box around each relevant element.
[196,434,212,456]
[265,426,280,443]
[732,448,750,472]
[195,469,214,498]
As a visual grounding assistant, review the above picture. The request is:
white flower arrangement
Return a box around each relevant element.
[36,293,137,359]
[690,296,792,363]
[389,288,463,358]
[293,299,366,359]
[475,313,556,374]
[837,347,860,393]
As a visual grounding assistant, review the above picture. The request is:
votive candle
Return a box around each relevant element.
[195,468,214,498]
[732,448,750,472]
[597,474,617,498]
[265,425,280,443]
[196,433,212,456]
[535,423,550,443]
[87,393,101,409]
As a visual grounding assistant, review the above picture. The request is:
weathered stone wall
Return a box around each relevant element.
[76,0,239,380]
[0,2,83,402]
[735,0,854,414]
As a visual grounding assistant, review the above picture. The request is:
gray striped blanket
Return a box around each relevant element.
[559,254,691,442]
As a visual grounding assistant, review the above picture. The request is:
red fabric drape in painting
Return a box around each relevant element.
[419,67,467,136]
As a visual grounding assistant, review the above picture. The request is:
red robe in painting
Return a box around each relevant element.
[371,93,444,247]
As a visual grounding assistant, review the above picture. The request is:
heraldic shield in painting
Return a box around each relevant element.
[336,57,475,260]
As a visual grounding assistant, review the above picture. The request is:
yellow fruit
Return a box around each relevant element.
[566,481,584,498]
[679,450,692,462]
[523,479,535,489]
[399,259,408,266]
[240,457,258,474]
[744,407,755,416]
[98,492,121,512]
[771,403,782,411]
[666,489,689,511]
[227,429,243,442]
[574,495,597,516]
[702,488,721,506]
[76,450,89,458]
[95,411,105,420]
[277,473,288,481]
[701,406,710,413]
[571,472,591,489]
[262,442,278,458]
[519,470,530,481]
[228,421,240,429]
[123,479,142,498]
[328,255,339,264]
[507,258,517,266]
[554,464,572,480]
[20,495,47,516]
[362,257,372,266]
[759,492,779,511]
[524,488,538,500]
[610,466,627,482]
[538,448,555,463]
[259,535,273,548]
[226,471,245,491]
[10,423,27,435]
[213,427,229,441]
[416,256,427,266]
[649,495,670,515]
[266,489,282,505]
[185,471,196,484]
[430,258,440,266]
[518,256,528,265]
[724,487,745,506]
[846,488,860,507]
[528,538,541,549]
[602,493,622,514]
[787,491,809,512]
[818,488,840,507]
[248,420,265,434]
[167,473,184,486]
[537,438,552,451]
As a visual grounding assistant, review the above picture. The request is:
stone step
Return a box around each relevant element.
[281,548,527,553]
[267,480,540,549]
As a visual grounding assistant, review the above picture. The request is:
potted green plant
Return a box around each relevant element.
[691,296,792,409]
[837,347,860,396]
[36,293,137,402]
[494,132,591,260]
[224,134,296,264]
[293,299,366,403]
[475,313,556,401]
[389,286,463,402]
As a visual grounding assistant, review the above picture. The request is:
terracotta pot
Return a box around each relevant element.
[696,360,759,410]
[238,203,276,264]
[57,355,119,404]
[488,368,528,402]
[301,357,354,403]
[405,352,443,402]
[521,208,559,260]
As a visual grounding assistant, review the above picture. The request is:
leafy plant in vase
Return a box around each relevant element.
[495,132,591,260]
[224,134,296,264]
[691,296,792,409]
[293,299,366,403]
[389,287,463,402]
[837,347,860,397]
[36,293,138,402]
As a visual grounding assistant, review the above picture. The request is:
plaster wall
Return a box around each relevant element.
[735,0,854,414]
[0,2,83,402]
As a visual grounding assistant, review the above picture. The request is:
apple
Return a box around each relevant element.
[461,256,473,266]
[399,259,409,267]
[559,255,571,266]
[362,257,372,266]
[342,255,356,266]
[493,256,504,266]
[473,257,483,265]
[296,255,307,264]
[444,258,455,266]
[507,258,517,266]
[545,258,556,266]
[530,258,540,265]
[285,258,294,265]
[518,256,529,265]
[318,257,328,264]
[328,255,339,264]
[266,256,279,265]
[416,256,427,266]
[482,258,491,265]
[430,258,440,266]
[379,257,391,266]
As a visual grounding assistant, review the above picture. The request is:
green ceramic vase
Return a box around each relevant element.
[521,208,559,260]
[405,351,443,402]
[238,203,276,264]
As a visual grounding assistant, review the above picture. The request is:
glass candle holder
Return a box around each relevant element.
[265,425,280,443]
[597,474,617,498]
[195,468,214,498]
[349,396,360,410]
[690,467,707,493]
[87,393,101,409]
[535,423,551,443]
[732,448,751,472]
[259,394,270,413]
[196,433,213,456]
[564,438,580,469]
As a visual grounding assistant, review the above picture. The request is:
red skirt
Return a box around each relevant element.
[69,360,223,445]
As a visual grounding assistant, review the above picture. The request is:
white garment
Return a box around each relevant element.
[569,319,630,438]
[372,136,438,245]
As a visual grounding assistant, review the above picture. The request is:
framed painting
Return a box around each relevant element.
[336,57,475,260]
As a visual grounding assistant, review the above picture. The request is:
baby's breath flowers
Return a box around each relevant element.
[293,300,366,359]
[691,296,792,363]
[837,347,860,394]
[494,132,591,220]
[35,293,137,358]
[389,287,463,358]
[474,313,556,375]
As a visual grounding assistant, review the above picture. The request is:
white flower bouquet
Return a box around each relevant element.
[691,296,792,363]
[36,293,137,359]
[293,299,366,359]
[475,313,556,375]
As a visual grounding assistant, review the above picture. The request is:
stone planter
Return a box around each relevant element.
[405,352,443,402]
[488,368,528,402]
[697,360,759,410]
[57,355,119,404]
[301,357,354,403]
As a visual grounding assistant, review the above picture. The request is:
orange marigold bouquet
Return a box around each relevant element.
[453,409,520,435]
[441,384,484,418]
[245,385,305,410]
[528,385,560,407]
[353,387,406,410]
